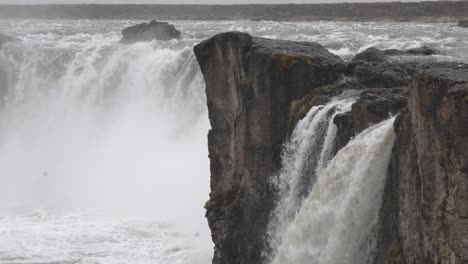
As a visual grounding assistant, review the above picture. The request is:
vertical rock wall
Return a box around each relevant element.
[384,66,468,264]
[194,32,345,264]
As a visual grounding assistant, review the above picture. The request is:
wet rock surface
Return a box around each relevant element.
[380,64,468,264]
[194,32,468,264]
[194,32,344,264]
[120,20,181,43]
[458,20,468,28]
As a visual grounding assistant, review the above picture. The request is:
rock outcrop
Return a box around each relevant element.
[379,64,468,264]
[194,32,468,264]
[120,20,181,43]
[194,32,345,264]
[458,20,468,28]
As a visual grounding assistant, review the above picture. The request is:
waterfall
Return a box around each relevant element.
[266,97,357,258]
[271,117,396,264]
[0,32,211,263]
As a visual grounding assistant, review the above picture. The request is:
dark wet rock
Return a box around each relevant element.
[352,47,388,63]
[288,79,364,134]
[378,64,468,264]
[347,61,413,88]
[351,46,437,64]
[195,32,468,264]
[0,33,20,49]
[384,46,437,56]
[458,20,468,28]
[348,46,436,89]
[333,87,407,152]
[194,31,344,264]
[120,20,181,43]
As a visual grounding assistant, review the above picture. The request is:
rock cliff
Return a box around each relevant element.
[380,64,468,264]
[194,32,468,264]
[194,32,345,264]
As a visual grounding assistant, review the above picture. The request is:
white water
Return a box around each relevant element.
[266,96,356,257]
[0,19,465,264]
[271,117,396,264]
[0,29,211,263]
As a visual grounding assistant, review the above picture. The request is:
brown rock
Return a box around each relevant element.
[194,31,345,264]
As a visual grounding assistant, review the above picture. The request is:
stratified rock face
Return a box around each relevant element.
[0,33,20,49]
[383,64,468,264]
[195,32,467,264]
[194,32,345,264]
[459,20,468,28]
[120,20,181,43]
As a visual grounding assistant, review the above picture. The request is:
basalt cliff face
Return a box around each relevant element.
[194,32,468,264]
[194,32,345,264]
[381,65,468,264]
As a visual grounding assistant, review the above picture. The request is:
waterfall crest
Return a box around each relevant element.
[271,117,396,264]
[266,97,357,257]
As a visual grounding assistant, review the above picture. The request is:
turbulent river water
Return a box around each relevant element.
[0,19,467,264]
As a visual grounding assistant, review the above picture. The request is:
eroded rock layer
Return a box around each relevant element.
[194,32,468,264]
[381,65,468,264]
[194,32,345,264]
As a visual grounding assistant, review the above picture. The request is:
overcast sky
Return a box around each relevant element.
[0,0,443,4]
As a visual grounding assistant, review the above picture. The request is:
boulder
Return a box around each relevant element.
[120,20,181,43]
[352,46,437,64]
[348,46,437,88]
[194,31,345,264]
[458,20,468,28]
[349,61,412,88]
[352,47,388,63]
[384,46,437,56]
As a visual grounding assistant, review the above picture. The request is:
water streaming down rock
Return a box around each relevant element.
[271,117,396,264]
[266,97,356,258]
[0,33,212,263]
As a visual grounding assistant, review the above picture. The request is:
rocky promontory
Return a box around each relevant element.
[194,32,345,264]
[120,20,181,43]
[194,32,468,264]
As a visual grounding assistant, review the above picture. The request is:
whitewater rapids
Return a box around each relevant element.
[0,19,466,264]
[271,117,396,264]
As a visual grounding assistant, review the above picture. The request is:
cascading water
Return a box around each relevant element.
[266,96,357,257]
[270,117,396,264]
[0,18,466,264]
[0,28,211,263]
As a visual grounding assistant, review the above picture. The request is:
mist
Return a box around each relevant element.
[0,38,210,234]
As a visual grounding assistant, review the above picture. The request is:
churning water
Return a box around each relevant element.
[266,96,357,257]
[0,19,467,264]
[270,116,396,264]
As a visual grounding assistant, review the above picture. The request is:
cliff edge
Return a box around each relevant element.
[194,32,468,264]
[194,32,345,264]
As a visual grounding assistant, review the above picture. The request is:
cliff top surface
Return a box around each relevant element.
[196,31,340,59]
